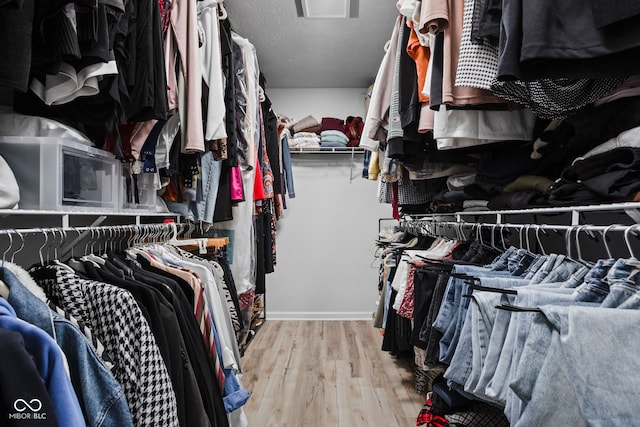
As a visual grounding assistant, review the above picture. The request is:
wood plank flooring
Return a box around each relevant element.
[240,320,425,427]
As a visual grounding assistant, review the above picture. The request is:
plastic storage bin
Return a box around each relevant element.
[122,171,157,211]
[0,137,121,211]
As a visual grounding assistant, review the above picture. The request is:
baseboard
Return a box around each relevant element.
[266,311,373,320]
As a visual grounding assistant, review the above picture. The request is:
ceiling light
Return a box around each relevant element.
[295,0,359,18]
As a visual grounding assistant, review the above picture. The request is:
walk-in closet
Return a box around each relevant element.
[1,0,639,425]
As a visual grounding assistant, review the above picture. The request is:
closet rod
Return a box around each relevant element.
[0,222,188,237]
[400,221,639,234]
[0,222,194,263]
[406,201,640,225]
[289,147,366,154]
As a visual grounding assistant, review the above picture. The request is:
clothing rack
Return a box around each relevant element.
[397,218,640,262]
[404,202,640,226]
[0,222,197,266]
[289,147,366,154]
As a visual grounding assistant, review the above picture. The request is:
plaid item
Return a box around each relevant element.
[446,403,509,426]
[417,393,449,427]
[31,264,179,427]
[379,168,438,206]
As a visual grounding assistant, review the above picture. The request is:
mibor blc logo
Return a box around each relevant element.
[8,398,47,420]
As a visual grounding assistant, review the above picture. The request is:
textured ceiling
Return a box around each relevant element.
[223,0,398,89]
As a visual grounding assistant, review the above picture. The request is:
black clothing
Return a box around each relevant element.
[471,0,501,47]
[428,32,445,110]
[0,328,60,427]
[535,96,640,179]
[132,254,230,427]
[399,18,419,130]
[588,0,640,28]
[213,164,234,223]
[0,0,34,92]
[550,147,640,205]
[261,89,282,194]
[81,260,210,427]
[220,18,238,167]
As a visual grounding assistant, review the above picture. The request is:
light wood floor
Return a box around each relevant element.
[240,320,425,427]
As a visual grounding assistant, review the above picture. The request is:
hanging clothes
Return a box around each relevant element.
[1,263,134,427]
[29,263,181,427]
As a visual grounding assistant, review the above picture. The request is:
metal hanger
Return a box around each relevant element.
[564,226,573,260]
[519,225,526,250]
[38,229,49,265]
[1,233,14,266]
[499,224,508,250]
[624,225,639,259]
[601,224,620,260]
[535,225,547,256]
[10,231,25,264]
[573,225,590,265]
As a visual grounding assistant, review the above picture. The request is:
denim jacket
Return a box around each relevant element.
[1,265,134,427]
[0,297,86,427]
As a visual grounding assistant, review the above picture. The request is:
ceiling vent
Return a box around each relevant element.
[295,0,359,18]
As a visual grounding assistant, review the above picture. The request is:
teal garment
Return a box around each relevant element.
[320,134,348,144]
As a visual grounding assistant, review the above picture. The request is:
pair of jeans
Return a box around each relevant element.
[557,265,590,288]
[489,246,518,271]
[442,274,530,393]
[433,264,514,364]
[538,257,585,285]
[194,151,222,223]
[506,249,536,274]
[572,258,616,303]
[512,304,640,426]
[474,272,580,406]
[455,276,530,404]
[599,257,640,308]
[522,255,548,280]
[504,287,577,423]
[459,241,502,265]
[444,290,502,397]
[510,251,539,276]
[527,253,559,284]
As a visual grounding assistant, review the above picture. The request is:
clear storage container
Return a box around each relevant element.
[0,137,121,211]
[122,172,157,211]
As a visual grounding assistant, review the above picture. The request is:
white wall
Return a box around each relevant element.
[266,154,391,320]
[267,88,367,121]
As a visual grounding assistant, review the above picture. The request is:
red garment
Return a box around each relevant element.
[345,116,364,147]
[416,394,449,427]
[392,181,400,220]
[253,153,265,201]
[320,117,345,132]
